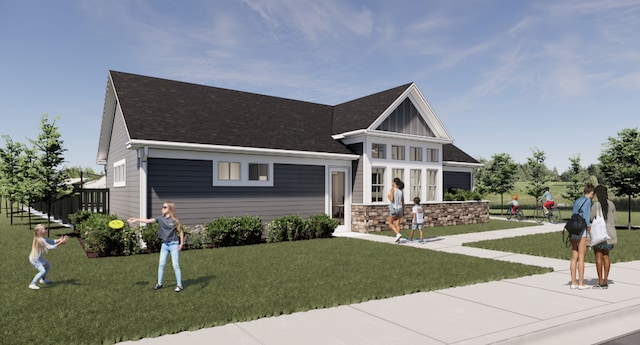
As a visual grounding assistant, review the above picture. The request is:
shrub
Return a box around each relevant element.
[266,214,307,242]
[79,213,121,257]
[306,213,339,239]
[205,215,263,247]
[183,224,208,249]
[139,223,162,253]
[444,188,482,201]
[69,210,95,228]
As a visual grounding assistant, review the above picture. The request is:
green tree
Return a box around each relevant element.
[599,128,640,229]
[561,155,586,202]
[475,153,518,214]
[524,148,550,201]
[18,146,46,229]
[30,114,72,234]
[0,136,24,223]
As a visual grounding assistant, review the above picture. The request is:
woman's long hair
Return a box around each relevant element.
[29,224,47,261]
[163,201,180,225]
[594,185,609,220]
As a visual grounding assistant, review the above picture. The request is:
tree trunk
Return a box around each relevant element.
[629,194,632,230]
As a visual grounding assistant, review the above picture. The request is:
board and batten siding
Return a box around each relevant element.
[146,158,326,226]
[105,106,140,219]
[346,143,364,204]
[443,171,472,191]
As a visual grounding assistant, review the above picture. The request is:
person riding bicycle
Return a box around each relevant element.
[539,187,554,215]
[507,195,519,215]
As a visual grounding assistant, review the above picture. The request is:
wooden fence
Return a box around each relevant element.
[31,188,109,225]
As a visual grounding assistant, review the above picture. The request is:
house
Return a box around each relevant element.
[97,71,485,232]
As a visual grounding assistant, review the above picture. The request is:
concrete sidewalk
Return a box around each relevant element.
[119,221,640,345]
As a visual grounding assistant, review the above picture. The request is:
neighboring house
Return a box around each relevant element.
[97,71,483,232]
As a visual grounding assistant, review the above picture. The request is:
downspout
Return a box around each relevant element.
[138,146,148,218]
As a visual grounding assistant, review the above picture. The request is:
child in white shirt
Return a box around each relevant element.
[409,197,424,243]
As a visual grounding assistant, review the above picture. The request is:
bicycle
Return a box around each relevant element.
[533,202,561,224]
[505,206,525,221]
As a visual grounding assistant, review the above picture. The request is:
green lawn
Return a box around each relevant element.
[465,230,640,264]
[1,214,550,345]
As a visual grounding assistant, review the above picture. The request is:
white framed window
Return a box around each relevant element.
[213,160,273,187]
[113,159,126,187]
[249,163,269,181]
[372,143,386,159]
[410,169,421,201]
[427,169,438,201]
[218,161,241,181]
[391,145,405,160]
[371,167,385,202]
[410,147,423,161]
[392,168,404,182]
[427,148,439,163]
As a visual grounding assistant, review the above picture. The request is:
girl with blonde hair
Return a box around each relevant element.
[28,224,68,290]
[128,202,184,292]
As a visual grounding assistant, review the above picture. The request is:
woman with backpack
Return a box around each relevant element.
[569,182,595,290]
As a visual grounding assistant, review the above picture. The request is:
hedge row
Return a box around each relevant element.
[70,211,339,257]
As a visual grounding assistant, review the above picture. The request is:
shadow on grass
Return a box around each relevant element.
[183,275,216,290]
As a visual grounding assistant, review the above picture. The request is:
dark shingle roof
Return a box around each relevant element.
[332,83,413,134]
[443,144,480,164]
[110,71,354,155]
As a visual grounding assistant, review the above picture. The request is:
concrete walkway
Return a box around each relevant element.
[119,220,640,345]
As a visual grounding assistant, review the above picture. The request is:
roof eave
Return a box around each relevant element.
[126,139,360,161]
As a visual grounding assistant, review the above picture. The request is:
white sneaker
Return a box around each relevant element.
[29,284,40,290]
[394,233,402,243]
[40,279,51,285]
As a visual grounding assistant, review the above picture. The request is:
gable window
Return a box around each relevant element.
[218,161,240,181]
[391,145,405,160]
[427,148,439,163]
[113,159,126,187]
[410,147,423,161]
[372,143,386,159]
[427,169,437,201]
[410,169,421,200]
[371,168,385,202]
[249,163,269,181]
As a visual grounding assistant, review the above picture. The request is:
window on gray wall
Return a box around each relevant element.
[249,163,269,181]
[218,161,240,180]
[371,168,385,202]
[391,145,405,160]
[427,169,437,201]
[372,143,386,159]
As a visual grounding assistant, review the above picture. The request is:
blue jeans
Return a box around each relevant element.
[30,258,50,284]
[158,241,182,286]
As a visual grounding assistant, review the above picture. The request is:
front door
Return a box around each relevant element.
[330,168,350,232]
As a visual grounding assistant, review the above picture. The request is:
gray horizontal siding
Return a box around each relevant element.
[106,107,140,219]
[147,159,326,226]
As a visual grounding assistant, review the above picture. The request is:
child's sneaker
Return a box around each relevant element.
[29,284,40,290]
[174,285,184,292]
[39,279,52,285]
[394,233,402,243]
[153,284,163,290]
[406,238,413,242]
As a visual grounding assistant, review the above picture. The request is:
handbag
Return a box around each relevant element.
[565,199,587,236]
[590,203,611,247]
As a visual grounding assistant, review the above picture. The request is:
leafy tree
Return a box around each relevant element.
[561,155,587,202]
[64,166,101,180]
[599,128,640,229]
[0,136,24,223]
[18,146,46,229]
[524,148,550,201]
[30,114,72,234]
[586,164,605,185]
[475,153,518,213]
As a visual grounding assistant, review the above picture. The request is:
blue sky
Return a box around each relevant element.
[1,0,639,174]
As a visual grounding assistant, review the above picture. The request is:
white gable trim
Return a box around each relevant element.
[368,83,452,141]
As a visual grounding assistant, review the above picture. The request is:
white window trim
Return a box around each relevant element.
[113,158,126,187]
[213,160,274,187]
